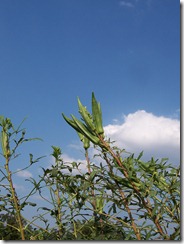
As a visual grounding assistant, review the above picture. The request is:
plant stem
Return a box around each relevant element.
[118,185,141,240]
[99,136,170,240]
[5,157,25,240]
[55,159,63,239]
[85,149,97,223]
[101,142,141,239]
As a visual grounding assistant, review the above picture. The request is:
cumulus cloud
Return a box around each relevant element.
[62,153,86,165]
[104,110,180,164]
[50,153,88,175]
[16,169,33,178]
[49,110,179,168]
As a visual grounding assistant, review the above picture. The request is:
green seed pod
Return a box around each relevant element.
[77,132,90,149]
[83,137,90,150]
[71,115,100,145]
[77,98,96,134]
[62,113,82,134]
[92,92,104,136]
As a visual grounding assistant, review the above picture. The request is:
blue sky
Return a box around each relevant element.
[0,0,180,228]
[0,0,180,156]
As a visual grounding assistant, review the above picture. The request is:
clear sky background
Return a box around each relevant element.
[0,0,180,223]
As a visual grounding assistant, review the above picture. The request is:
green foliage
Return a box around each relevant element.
[0,93,180,240]
[0,213,34,240]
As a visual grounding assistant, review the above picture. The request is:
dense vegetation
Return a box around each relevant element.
[0,93,180,240]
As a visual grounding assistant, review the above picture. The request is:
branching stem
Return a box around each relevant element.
[99,136,170,240]
[5,156,25,240]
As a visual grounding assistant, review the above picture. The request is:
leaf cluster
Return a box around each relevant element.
[0,94,180,240]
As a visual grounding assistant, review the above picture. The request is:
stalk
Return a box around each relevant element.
[103,149,141,239]
[55,158,63,239]
[1,120,26,240]
[99,136,169,240]
[85,149,97,223]
[5,156,25,240]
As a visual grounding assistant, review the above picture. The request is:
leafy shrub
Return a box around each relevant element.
[0,94,180,240]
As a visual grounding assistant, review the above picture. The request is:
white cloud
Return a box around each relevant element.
[62,153,86,165]
[119,1,135,8]
[50,153,88,175]
[49,110,179,169]
[16,169,33,178]
[104,110,180,164]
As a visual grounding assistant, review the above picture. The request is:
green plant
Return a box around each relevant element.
[62,92,180,240]
[0,116,43,240]
[0,93,180,240]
